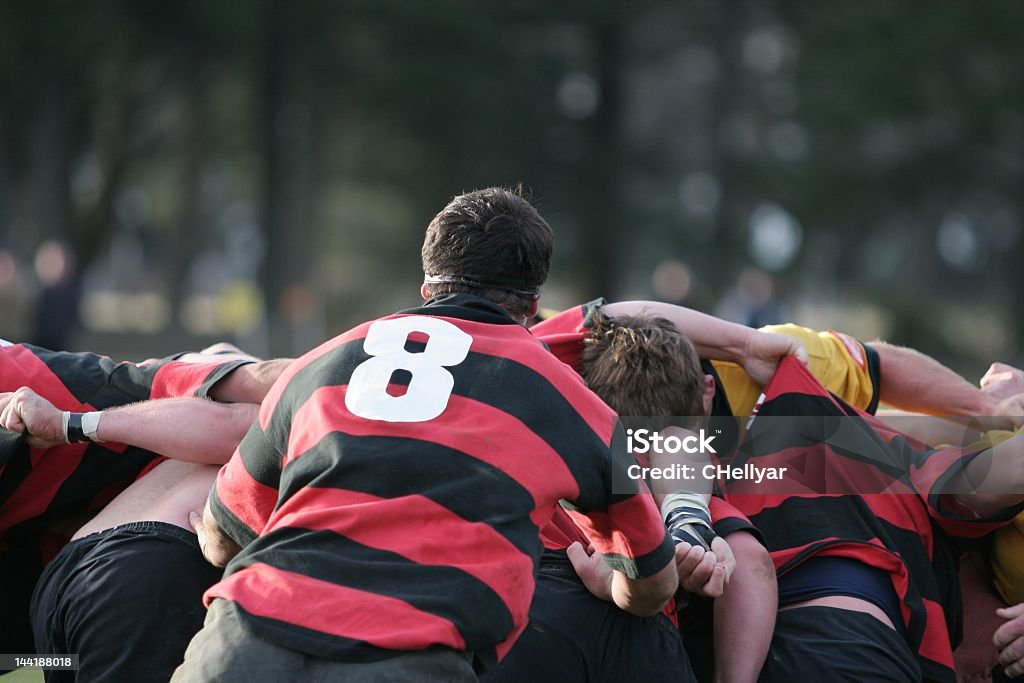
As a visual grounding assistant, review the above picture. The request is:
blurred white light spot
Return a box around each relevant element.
[937,214,980,271]
[557,73,600,120]
[743,27,787,74]
[679,172,721,217]
[748,204,803,271]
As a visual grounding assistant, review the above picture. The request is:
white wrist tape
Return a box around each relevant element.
[81,412,103,442]
[660,492,710,523]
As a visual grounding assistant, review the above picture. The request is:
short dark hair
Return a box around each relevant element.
[579,312,705,420]
[421,187,553,319]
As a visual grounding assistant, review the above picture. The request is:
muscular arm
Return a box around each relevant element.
[95,399,257,464]
[0,387,256,464]
[874,342,1010,425]
[601,301,808,384]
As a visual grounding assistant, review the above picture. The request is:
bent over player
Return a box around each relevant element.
[175,188,679,682]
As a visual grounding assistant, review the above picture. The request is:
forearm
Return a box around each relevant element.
[875,408,982,447]
[607,558,678,617]
[97,399,258,464]
[713,531,776,683]
[601,301,753,363]
[875,342,995,417]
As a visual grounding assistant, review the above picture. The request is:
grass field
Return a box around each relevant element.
[0,669,44,682]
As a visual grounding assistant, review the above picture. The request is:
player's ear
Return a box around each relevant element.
[526,298,540,319]
[702,374,715,415]
[420,284,431,301]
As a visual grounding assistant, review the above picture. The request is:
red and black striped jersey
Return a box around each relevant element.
[207,294,674,669]
[722,357,1023,683]
[0,343,252,536]
[530,298,606,370]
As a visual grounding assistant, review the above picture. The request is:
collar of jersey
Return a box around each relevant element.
[400,293,520,325]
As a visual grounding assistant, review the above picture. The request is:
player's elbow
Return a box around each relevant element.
[611,560,678,617]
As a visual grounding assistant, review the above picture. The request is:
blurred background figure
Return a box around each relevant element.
[715,268,789,329]
[31,240,80,350]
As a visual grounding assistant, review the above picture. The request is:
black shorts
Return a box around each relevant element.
[481,552,696,683]
[31,521,223,683]
[0,527,48,659]
[758,606,921,683]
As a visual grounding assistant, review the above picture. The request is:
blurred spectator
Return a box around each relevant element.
[715,267,789,329]
[31,240,81,350]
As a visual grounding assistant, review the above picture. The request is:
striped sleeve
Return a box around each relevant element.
[562,470,675,579]
[115,356,254,400]
[146,358,254,399]
[563,503,675,579]
[530,298,606,369]
[710,495,765,545]
[210,420,283,547]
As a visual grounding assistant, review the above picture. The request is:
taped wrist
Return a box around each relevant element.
[662,493,717,551]
[62,411,103,443]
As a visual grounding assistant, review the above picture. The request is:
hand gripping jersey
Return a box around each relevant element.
[0,343,252,536]
[207,295,674,670]
[534,298,881,418]
[722,357,1023,683]
[530,299,875,539]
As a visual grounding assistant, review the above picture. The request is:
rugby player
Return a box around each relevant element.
[0,339,285,660]
[484,311,792,683]
[719,357,1024,683]
[174,187,681,681]
[527,299,1020,682]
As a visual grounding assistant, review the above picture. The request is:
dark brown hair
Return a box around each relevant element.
[421,187,554,319]
[579,311,705,419]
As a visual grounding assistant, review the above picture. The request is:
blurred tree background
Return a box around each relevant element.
[0,0,1022,380]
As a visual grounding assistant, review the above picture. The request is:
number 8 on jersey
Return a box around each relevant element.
[345,317,473,423]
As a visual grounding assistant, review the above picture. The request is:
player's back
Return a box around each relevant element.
[208,294,626,668]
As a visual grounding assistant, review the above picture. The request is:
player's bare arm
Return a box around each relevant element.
[0,386,257,463]
[600,300,809,384]
[874,341,1024,429]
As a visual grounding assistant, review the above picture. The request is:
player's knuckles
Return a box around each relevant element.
[999,637,1024,666]
[1004,659,1024,679]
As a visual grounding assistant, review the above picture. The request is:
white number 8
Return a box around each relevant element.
[345,317,473,422]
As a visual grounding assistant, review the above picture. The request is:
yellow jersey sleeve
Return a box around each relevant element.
[975,429,1024,605]
[710,323,881,416]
